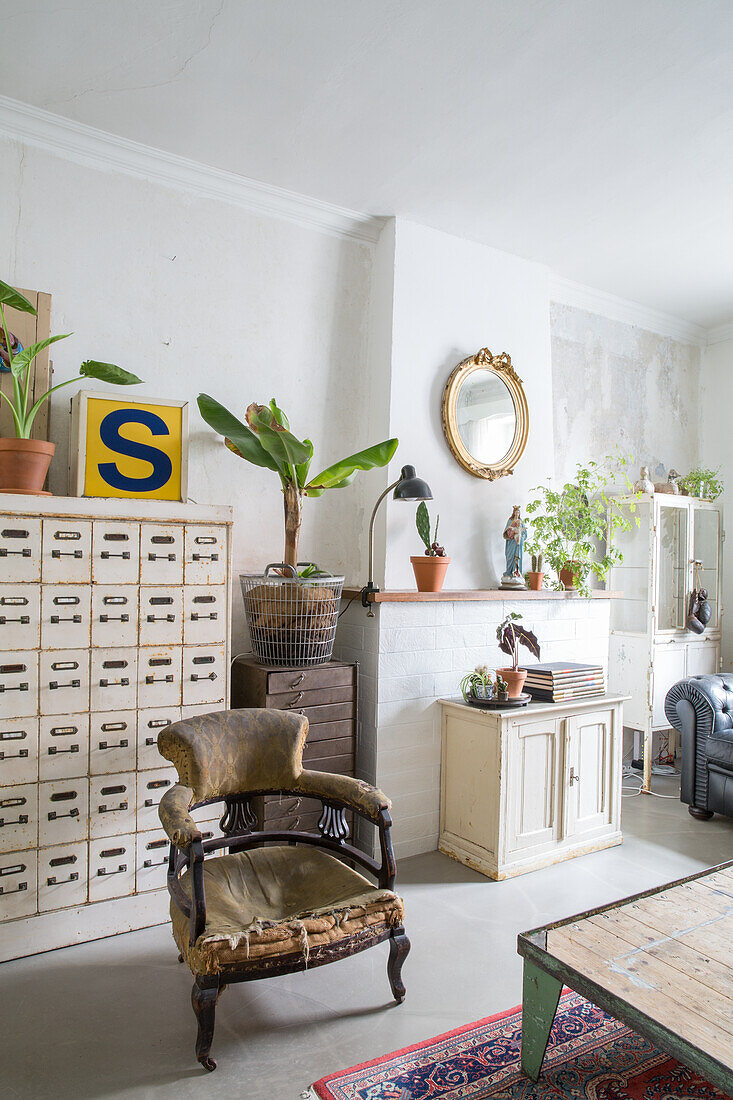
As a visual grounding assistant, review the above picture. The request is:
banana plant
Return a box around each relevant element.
[198,394,398,568]
[0,279,142,439]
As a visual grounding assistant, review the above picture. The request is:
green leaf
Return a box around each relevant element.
[416,500,431,548]
[79,361,142,385]
[305,437,398,495]
[249,406,312,468]
[294,438,313,488]
[9,334,71,378]
[268,398,290,430]
[0,280,36,315]
[197,394,280,472]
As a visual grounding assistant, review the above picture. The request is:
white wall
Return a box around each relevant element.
[701,337,733,665]
[0,135,380,652]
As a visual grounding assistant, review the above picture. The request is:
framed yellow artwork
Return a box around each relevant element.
[69,390,189,500]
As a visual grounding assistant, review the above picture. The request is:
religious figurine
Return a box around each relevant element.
[501,505,527,589]
[634,466,654,494]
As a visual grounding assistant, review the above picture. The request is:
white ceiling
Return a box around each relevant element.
[2,0,733,328]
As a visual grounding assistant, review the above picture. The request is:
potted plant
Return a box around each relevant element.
[526,552,544,591]
[459,664,496,703]
[197,393,398,665]
[496,675,509,703]
[0,280,141,493]
[411,501,450,592]
[680,466,723,501]
[526,456,637,596]
[496,611,540,697]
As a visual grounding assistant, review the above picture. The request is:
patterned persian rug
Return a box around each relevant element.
[311,990,728,1099]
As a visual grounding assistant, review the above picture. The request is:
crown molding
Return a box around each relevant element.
[0,94,384,245]
[706,322,733,346]
[549,274,707,347]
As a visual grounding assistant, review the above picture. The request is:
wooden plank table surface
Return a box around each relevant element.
[517,861,733,1095]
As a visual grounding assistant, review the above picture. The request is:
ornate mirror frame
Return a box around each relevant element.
[441,348,529,480]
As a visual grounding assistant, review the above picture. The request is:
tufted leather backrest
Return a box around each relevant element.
[691,674,733,733]
[157,709,309,803]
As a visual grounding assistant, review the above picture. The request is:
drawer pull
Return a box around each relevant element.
[143,856,167,868]
[194,536,217,545]
[51,661,79,671]
[0,880,27,895]
[98,801,128,814]
[149,658,172,667]
[190,612,217,621]
[149,596,174,605]
[0,615,30,625]
[193,595,215,604]
[147,779,172,790]
[101,722,127,732]
[146,838,167,851]
[286,692,304,706]
[145,674,174,684]
[98,678,130,688]
[50,614,82,624]
[0,596,29,606]
[0,729,26,741]
[47,872,79,886]
[53,530,82,541]
[49,854,77,868]
[103,596,128,605]
[51,726,78,736]
[49,679,81,690]
[102,532,129,542]
[99,614,130,623]
[0,748,28,760]
[1,528,29,539]
[151,535,175,544]
[97,864,127,876]
[98,739,129,750]
[0,663,26,673]
[291,673,306,687]
[146,614,175,623]
[0,814,28,827]
[0,548,31,558]
[192,553,218,562]
[0,683,29,693]
[191,672,217,682]
[192,655,215,665]
[48,744,80,756]
[148,552,176,561]
[47,808,79,821]
[51,549,83,559]
[100,845,125,857]
[101,550,131,560]
[147,719,171,729]
[145,737,156,746]
[53,596,81,605]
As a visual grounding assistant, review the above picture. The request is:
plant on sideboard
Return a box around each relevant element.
[680,466,723,501]
[459,664,496,703]
[411,500,450,592]
[526,551,544,591]
[525,455,638,597]
[496,611,540,698]
[0,280,141,494]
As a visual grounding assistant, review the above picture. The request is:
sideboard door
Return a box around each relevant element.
[562,708,615,840]
[505,718,561,860]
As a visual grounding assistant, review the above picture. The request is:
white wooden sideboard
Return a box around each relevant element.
[0,495,232,961]
[439,695,624,880]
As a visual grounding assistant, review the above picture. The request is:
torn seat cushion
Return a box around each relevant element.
[171,845,405,975]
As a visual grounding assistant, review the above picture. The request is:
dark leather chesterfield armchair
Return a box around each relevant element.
[665,674,733,820]
[157,708,409,1071]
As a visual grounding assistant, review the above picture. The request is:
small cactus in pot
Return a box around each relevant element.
[527,551,545,591]
[411,501,450,592]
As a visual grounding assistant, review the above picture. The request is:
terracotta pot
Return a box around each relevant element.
[0,438,54,495]
[526,571,544,591]
[410,555,450,593]
[497,667,528,698]
[559,562,581,590]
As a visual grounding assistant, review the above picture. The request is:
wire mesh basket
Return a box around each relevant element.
[241,562,345,667]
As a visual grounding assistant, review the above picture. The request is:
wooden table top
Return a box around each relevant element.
[518,862,733,1093]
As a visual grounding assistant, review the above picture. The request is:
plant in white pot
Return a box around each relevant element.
[0,280,141,494]
[411,501,450,592]
[496,611,540,698]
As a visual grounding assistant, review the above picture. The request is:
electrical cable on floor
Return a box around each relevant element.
[621,765,681,798]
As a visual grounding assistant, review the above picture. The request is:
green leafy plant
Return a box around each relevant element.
[526,455,638,597]
[496,612,541,670]
[459,664,495,702]
[415,500,446,557]
[496,675,508,696]
[0,280,141,438]
[680,466,723,501]
[198,394,398,567]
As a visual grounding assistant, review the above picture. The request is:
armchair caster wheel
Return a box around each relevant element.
[688,806,714,820]
[199,1057,217,1072]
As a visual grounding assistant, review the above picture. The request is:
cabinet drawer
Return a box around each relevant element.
[0,785,37,853]
[0,717,38,787]
[184,587,227,645]
[39,650,89,716]
[0,585,39,650]
[89,713,136,775]
[291,701,355,725]
[39,714,89,781]
[0,850,37,921]
[184,525,227,585]
[40,585,91,650]
[89,773,136,839]
[301,719,355,744]
[267,684,354,711]
[137,767,177,831]
[92,521,140,584]
[89,834,135,902]
[135,829,169,893]
[182,644,226,707]
[91,586,139,648]
[90,648,138,712]
[41,519,91,583]
[0,652,38,719]
[181,702,224,721]
[38,842,88,912]
[140,524,184,586]
[39,779,88,846]
[139,587,183,646]
[0,518,41,583]
[137,708,180,770]
[266,665,354,694]
[303,735,354,763]
[138,647,182,708]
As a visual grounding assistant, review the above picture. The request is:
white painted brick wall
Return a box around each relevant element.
[336,597,612,859]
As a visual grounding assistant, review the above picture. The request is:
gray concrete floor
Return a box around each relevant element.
[1,777,730,1100]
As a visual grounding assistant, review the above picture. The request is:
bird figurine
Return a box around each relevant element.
[654,468,681,495]
[634,466,654,494]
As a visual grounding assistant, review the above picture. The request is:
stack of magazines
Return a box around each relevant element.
[525,662,605,702]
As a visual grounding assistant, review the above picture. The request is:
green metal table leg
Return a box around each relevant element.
[521,958,562,1081]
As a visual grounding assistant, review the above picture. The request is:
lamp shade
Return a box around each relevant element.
[393,465,433,501]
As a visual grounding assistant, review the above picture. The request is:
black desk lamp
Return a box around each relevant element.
[362,465,433,608]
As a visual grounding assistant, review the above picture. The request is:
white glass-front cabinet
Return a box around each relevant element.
[608,494,723,791]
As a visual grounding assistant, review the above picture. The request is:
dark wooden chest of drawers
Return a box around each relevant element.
[230,657,357,833]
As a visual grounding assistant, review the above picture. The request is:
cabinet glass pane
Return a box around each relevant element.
[657,506,687,630]
[693,508,720,627]
[609,501,651,634]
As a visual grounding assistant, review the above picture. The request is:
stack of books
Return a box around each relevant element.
[525,662,605,702]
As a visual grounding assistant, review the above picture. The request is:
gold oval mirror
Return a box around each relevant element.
[441,348,529,480]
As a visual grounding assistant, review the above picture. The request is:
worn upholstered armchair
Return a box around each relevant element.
[157,709,410,1071]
